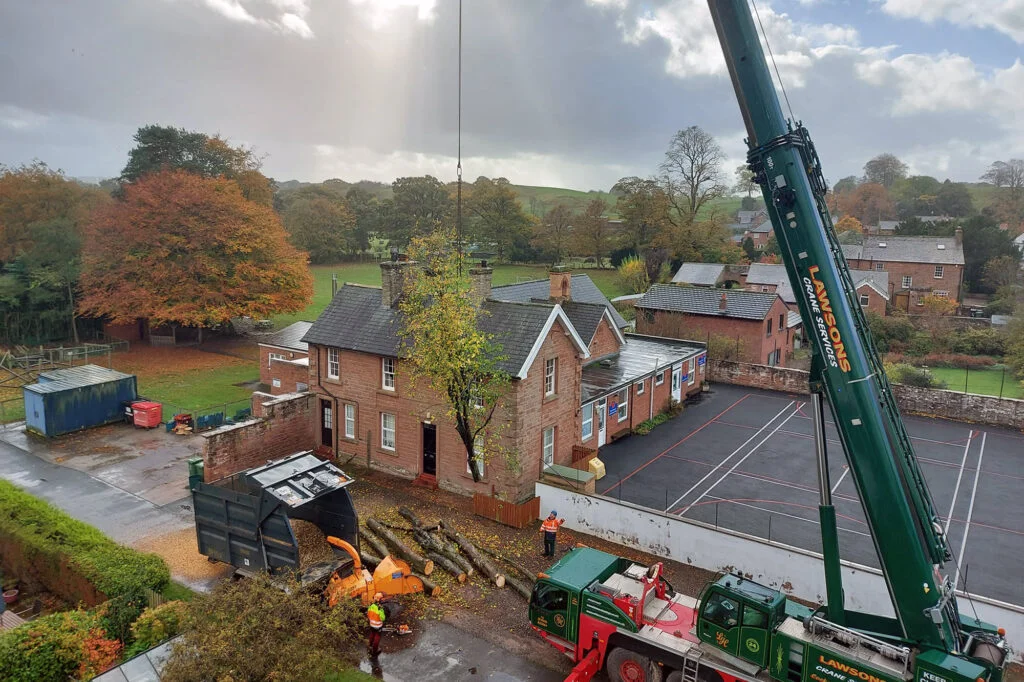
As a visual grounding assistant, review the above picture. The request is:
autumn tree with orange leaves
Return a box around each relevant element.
[79,170,312,328]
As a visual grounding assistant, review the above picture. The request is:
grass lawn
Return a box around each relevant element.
[111,346,259,414]
[271,262,629,330]
[926,366,1023,399]
[325,669,379,682]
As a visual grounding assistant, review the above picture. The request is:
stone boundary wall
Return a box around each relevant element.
[707,359,1024,430]
[200,392,315,481]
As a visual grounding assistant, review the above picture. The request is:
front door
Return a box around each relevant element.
[320,400,333,448]
[596,398,607,447]
[422,423,437,476]
[738,604,770,668]
[671,364,682,403]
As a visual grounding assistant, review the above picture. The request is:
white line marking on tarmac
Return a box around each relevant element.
[663,401,795,512]
[955,431,985,589]
[702,495,872,538]
[831,466,850,494]
[944,429,974,536]
[676,402,803,515]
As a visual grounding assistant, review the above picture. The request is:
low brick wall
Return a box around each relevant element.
[707,359,1024,430]
[0,536,105,607]
[200,392,316,481]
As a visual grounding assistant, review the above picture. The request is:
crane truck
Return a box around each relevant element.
[529,1,1011,681]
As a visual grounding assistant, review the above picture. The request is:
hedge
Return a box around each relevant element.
[0,609,122,682]
[0,480,169,600]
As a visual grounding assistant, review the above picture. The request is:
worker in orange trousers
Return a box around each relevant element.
[541,510,565,557]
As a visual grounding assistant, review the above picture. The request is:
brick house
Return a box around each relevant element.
[301,265,705,501]
[636,285,794,367]
[842,232,965,311]
[745,263,889,316]
[742,219,774,250]
[259,321,312,395]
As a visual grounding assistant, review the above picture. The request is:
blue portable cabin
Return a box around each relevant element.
[23,365,138,437]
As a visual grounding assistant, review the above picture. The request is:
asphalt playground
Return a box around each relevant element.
[595,383,1024,606]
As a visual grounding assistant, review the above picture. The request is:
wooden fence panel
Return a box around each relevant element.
[472,494,540,529]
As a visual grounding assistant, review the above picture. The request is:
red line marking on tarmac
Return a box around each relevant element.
[675,497,868,526]
[602,393,752,494]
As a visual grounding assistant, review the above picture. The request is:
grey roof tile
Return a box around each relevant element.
[842,237,964,265]
[670,263,725,286]
[560,301,610,345]
[301,285,560,377]
[744,263,796,303]
[261,321,312,352]
[749,219,773,234]
[851,270,889,298]
[638,284,778,320]
[491,274,627,328]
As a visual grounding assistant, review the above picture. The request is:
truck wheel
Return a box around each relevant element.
[666,672,683,682]
[607,647,663,682]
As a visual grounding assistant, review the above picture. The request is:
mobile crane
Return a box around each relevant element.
[528,1,1011,681]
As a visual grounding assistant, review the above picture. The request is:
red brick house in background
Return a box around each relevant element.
[635,285,794,367]
[745,263,889,317]
[842,232,965,311]
[300,265,705,501]
[258,321,312,395]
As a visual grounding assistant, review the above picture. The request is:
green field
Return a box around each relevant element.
[272,262,629,330]
[926,366,1023,399]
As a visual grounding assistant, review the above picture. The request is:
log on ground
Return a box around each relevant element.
[425,551,467,583]
[439,521,504,588]
[367,518,434,576]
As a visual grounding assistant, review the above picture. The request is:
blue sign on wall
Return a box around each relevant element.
[608,403,618,416]
[680,374,688,383]
[698,355,706,366]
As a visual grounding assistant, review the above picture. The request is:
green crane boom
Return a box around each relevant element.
[707,0,960,651]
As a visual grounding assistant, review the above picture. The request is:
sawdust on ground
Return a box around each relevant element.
[133,527,234,585]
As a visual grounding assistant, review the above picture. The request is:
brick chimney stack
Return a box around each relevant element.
[719,292,728,312]
[380,259,414,309]
[549,265,572,303]
[469,260,493,307]
[955,227,963,245]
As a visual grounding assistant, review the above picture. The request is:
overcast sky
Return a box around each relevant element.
[1,0,1021,191]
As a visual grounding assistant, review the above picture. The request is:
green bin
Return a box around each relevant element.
[188,457,205,490]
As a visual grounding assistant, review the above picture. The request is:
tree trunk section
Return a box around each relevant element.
[439,521,504,588]
[504,574,533,600]
[477,545,538,584]
[412,530,474,577]
[415,572,441,598]
[367,518,434,576]
[359,526,390,560]
[398,506,424,528]
[426,551,466,583]
[360,552,381,569]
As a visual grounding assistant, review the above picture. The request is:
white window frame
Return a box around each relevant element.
[875,262,884,271]
[761,285,770,293]
[617,388,628,423]
[635,380,645,395]
[934,265,944,279]
[382,357,395,391]
[296,382,309,392]
[542,427,555,467]
[344,404,355,439]
[268,352,285,368]
[688,358,696,386]
[272,378,281,388]
[655,371,665,386]
[327,348,340,379]
[380,412,396,451]
[544,358,556,397]
[472,395,485,410]
[469,435,485,477]
[934,290,949,298]
[902,275,913,289]
[859,293,869,306]
[581,403,593,441]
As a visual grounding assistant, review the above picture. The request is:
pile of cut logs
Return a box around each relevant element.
[358,507,537,601]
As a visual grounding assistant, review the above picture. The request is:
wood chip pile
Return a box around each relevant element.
[290,519,337,567]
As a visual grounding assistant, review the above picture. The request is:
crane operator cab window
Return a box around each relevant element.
[530,582,570,641]
[700,589,772,667]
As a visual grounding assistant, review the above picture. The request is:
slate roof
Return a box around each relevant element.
[744,263,795,303]
[877,220,899,232]
[302,284,403,357]
[561,301,611,345]
[301,284,584,377]
[477,301,561,375]
[841,237,964,265]
[787,311,802,329]
[491,274,627,328]
[737,209,767,225]
[851,270,889,299]
[638,284,778,320]
[671,263,725,286]
[748,219,773,234]
[260,321,312,352]
[581,335,704,403]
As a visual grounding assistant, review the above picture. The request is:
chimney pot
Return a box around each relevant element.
[719,292,728,312]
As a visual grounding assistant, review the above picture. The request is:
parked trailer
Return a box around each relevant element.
[191,451,360,583]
